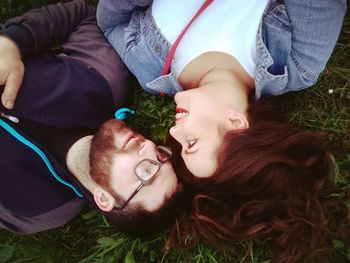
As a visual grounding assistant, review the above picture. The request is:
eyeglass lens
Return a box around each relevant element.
[155,146,172,162]
[135,160,159,181]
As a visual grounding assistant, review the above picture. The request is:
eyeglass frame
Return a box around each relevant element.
[114,145,172,210]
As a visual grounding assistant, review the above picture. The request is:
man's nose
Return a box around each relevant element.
[137,140,157,158]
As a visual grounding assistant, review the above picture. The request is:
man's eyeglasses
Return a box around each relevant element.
[115,145,172,210]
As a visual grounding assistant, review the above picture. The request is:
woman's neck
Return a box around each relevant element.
[178,51,254,92]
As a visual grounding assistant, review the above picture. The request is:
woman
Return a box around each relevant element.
[97,1,349,261]
[97,0,347,178]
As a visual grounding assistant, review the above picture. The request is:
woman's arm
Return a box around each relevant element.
[285,0,347,87]
[97,0,152,32]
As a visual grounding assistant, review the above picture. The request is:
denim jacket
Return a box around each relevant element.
[97,0,346,98]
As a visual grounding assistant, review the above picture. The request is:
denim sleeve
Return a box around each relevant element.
[285,0,347,88]
[97,0,152,31]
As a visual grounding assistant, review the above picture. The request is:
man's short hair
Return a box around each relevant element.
[102,184,187,236]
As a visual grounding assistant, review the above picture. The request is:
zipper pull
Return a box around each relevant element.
[0,112,19,123]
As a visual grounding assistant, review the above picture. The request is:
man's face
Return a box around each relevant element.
[103,121,178,212]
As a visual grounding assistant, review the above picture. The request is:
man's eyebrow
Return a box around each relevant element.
[184,149,198,154]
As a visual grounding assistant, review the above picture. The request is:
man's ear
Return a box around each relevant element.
[224,109,249,131]
[93,187,115,212]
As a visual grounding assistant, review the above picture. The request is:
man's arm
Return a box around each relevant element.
[0,36,23,109]
[0,0,92,109]
[285,0,347,89]
[1,0,92,57]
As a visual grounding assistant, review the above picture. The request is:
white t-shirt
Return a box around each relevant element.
[152,0,268,78]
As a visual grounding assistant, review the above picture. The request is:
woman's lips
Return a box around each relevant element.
[175,107,189,121]
[176,107,187,113]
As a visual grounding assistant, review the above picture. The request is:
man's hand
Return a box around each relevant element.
[0,35,24,109]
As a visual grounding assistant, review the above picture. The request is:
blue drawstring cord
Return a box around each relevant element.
[114,108,135,120]
[0,119,83,197]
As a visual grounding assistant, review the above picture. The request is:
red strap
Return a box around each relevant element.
[161,0,214,76]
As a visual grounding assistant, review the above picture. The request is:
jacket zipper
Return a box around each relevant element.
[0,113,82,197]
[0,111,19,123]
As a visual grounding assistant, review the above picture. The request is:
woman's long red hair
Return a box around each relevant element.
[166,98,349,262]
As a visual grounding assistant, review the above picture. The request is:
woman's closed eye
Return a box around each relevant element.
[187,139,197,148]
[185,139,198,153]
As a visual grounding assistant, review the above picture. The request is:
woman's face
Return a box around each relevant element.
[169,84,248,178]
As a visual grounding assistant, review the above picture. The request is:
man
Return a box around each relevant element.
[0,0,180,235]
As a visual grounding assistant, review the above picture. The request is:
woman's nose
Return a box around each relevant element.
[174,90,187,104]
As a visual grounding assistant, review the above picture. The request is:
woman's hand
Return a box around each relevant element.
[0,35,24,109]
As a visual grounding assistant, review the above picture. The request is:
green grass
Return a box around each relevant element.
[0,1,349,262]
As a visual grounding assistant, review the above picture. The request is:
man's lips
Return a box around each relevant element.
[175,107,189,121]
[121,132,135,150]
